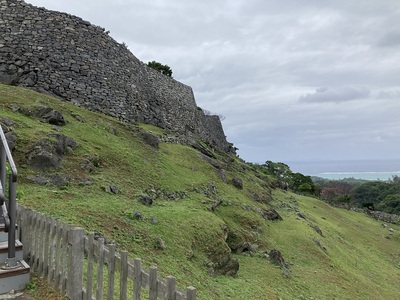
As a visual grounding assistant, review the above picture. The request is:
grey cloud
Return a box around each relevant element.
[377,31,400,48]
[299,86,371,103]
[377,90,400,99]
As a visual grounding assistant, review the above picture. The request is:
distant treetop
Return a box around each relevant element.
[147,61,173,77]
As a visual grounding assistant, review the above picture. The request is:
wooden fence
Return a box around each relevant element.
[16,205,197,300]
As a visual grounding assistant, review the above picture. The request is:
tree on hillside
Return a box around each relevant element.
[290,172,315,195]
[147,61,173,77]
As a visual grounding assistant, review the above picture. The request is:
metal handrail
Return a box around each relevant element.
[0,126,17,182]
[0,124,18,268]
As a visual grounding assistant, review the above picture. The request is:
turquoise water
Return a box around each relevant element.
[288,159,400,181]
[314,171,400,181]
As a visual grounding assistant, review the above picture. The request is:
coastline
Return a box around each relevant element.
[287,159,400,181]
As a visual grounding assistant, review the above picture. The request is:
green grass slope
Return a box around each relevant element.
[1,84,399,299]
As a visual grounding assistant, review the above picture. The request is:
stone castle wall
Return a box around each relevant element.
[0,0,234,153]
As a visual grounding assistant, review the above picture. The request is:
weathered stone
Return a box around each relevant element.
[310,224,323,236]
[296,210,306,219]
[139,132,159,149]
[250,191,272,204]
[139,195,153,206]
[20,106,66,125]
[313,239,328,253]
[269,249,287,267]
[231,178,243,189]
[105,185,119,194]
[133,211,142,220]
[27,173,71,186]
[196,153,226,169]
[227,230,259,255]
[191,142,216,159]
[155,237,166,250]
[216,168,228,183]
[257,208,282,221]
[4,131,17,150]
[26,133,77,170]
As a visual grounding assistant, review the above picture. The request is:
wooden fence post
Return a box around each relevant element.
[107,244,116,300]
[86,233,94,300]
[134,258,142,300]
[48,219,57,283]
[166,276,176,300]
[44,217,51,278]
[96,238,105,300]
[149,266,158,300]
[186,286,197,300]
[67,227,84,300]
[120,251,128,300]
[60,223,69,295]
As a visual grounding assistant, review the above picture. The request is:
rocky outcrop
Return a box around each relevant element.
[26,133,77,170]
[0,0,235,154]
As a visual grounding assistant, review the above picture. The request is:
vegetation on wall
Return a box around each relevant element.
[147,60,173,77]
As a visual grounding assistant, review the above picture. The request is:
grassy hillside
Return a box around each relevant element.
[1,84,399,299]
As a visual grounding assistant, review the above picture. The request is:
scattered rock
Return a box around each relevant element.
[144,185,187,201]
[296,210,306,219]
[5,131,17,150]
[196,153,225,169]
[250,191,272,204]
[20,106,66,126]
[149,216,158,224]
[26,133,78,170]
[272,180,289,191]
[313,239,328,253]
[365,210,400,225]
[216,168,228,183]
[257,208,282,221]
[0,117,14,127]
[133,211,142,220]
[209,199,223,211]
[268,249,291,277]
[27,173,71,187]
[108,127,118,135]
[231,178,243,189]
[139,195,153,206]
[71,113,86,123]
[216,256,239,276]
[310,224,324,236]
[269,249,287,267]
[0,118,17,150]
[81,154,102,173]
[155,237,166,250]
[139,132,159,149]
[42,109,66,126]
[191,142,216,159]
[105,186,119,194]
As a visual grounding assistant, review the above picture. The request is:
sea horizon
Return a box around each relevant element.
[287,159,400,181]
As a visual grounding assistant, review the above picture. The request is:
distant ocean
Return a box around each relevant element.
[287,159,400,181]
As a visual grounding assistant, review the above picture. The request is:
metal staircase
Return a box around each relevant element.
[0,125,30,294]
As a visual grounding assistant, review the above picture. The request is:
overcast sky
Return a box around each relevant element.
[26,0,400,168]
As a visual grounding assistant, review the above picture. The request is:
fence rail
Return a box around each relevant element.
[16,205,197,300]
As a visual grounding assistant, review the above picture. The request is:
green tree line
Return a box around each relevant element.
[314,176,400,214]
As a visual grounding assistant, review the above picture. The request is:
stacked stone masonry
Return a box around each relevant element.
[0,0,234,153]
